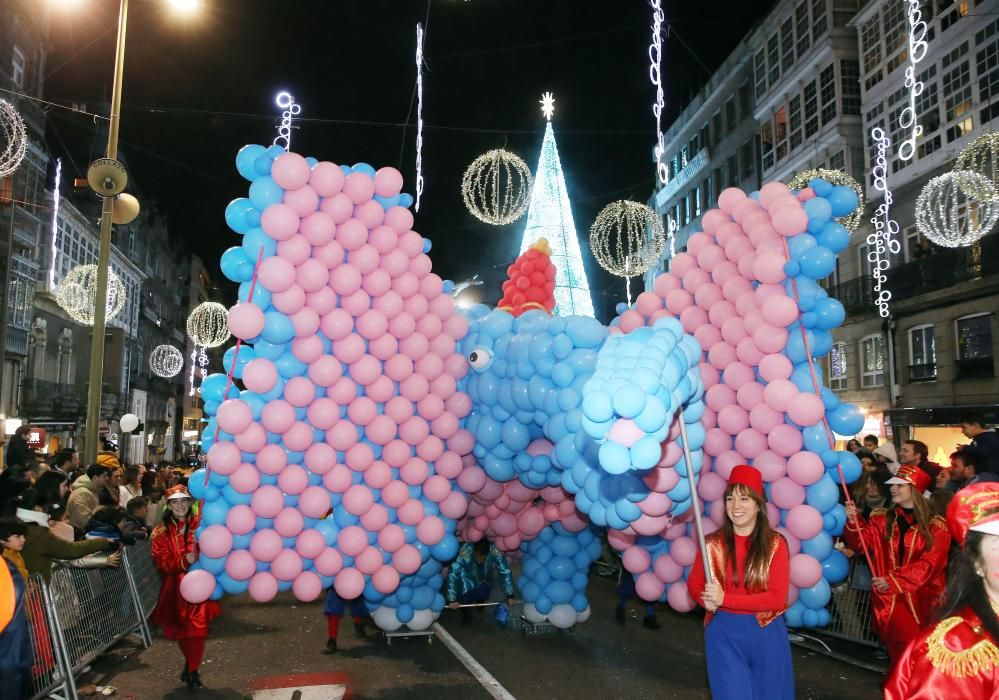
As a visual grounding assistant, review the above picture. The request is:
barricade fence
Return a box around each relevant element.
[25,540,160,700]
[812,557,881,648]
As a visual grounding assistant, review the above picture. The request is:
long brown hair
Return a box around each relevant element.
[884,485,935,551]
[721,482,775,592]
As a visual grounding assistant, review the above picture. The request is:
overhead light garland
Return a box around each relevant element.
[955,132,999,202]
[0,99,27,178]
[589,200,665,305]
[273,92,301,152]
[650,0,667,185]
[415,23,425,212]
[187,302,231,348]
[56,264,126,326]
[897,0,929,162]
[461,149,533,225]
[787,168,865,233]
[868,127,901,318]
[915,171,999,248]
[149,344,184,378]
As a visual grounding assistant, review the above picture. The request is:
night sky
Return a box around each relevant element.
[43,0,773,322]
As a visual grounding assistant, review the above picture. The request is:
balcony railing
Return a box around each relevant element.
[4,326,27,357]
[826,276,875,316]
[908,363,937,382]
[19,379,86,419]
[956,357,995,380]
[887,235,999,298]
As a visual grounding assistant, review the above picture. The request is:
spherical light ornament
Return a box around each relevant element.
[112,193,141,225]
[916,171,999,248]
[461,149,533,225]
[0,99,27,178]
[589,200,665,277]
[187,302,231,348]
[56,264,127,326]
[787,168,865,233]
[955,132,999,202]
[150,344,184,378]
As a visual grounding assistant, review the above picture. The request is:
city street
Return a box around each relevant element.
[91,574,884,700]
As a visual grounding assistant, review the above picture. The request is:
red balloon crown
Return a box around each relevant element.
[498,239,556,316]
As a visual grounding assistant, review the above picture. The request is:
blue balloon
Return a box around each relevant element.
[236,144,267,181]
[836,450,862,484]
[799,246,836,279]
[242,227,277,261]
[801,531,834,561]
[827,186,859,217]
[822,551,850,584]
[249,176,284,209]
[803,197,832,222]
[398,193,414,208]
[261,312,295,345]
[798,578,831,609]
[816,222,850,253]
[828,403,865,436]
[805,475,839,513]
[200,373,231,403]
[809,178,833,197]
[225,198,255,233]
[220,246,254,283]
[813,298,845,330]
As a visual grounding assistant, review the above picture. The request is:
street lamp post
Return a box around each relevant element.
[83,0,128,465]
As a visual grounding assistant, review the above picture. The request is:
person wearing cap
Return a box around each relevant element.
[150,485,220,691]
[687,465,794,700]
[844,464,950,664]
[885,483,999,698]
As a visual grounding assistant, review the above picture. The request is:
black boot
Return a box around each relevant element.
[180,663,189,683]
[187,670,203,690]
[354,621,367,638]
[322,638,338,655]
[642,615,661,630]
[615,606,626,624]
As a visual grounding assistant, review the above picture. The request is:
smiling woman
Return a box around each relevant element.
[687,465,794,700]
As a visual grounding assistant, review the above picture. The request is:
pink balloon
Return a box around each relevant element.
[355,546,384,575]
[256,444,287,475]
[787,452,825,486]
[314,547,344,577]
[778,527,801,556]
[293,571,324,602]
[759,353,793,381]
[788,393,825,427]
[296,529,327,559]
[277,235,311,266]
[250,529,283,562]
[234,423,266,453]
[225,549,256,581]
[378,524,406,553]
[763,379,798,412]
[754,450,787,482]
[416,516,445,545]
[216,399,252,435]
[354,200,385,229]
[243,358,278,394]
[343,173,375,204]
[770,476,806,509]
[300,211,335,246]
[296,259,330,293]
[274,507,305,538]
[284,421,314,451]
[249,572,278,602]
[308,356,343,387]
[385,206,415,233]
[298,485,332,519]
[226,503,256,534]
[207,441,240,475]
[334,567,365,599]
[310,162,345,197]
[261,400,295,434]
[761,296,799,328]
[635,572,666,602]
[653,553,683,583]
[180,570,216,604]
[285,185,320,217]
[786,504,824,540]
[228,302,265,340]
[372,565,401,594]
[768,424,804,457]
[272,550,304,581]
[717,405,750,435]
[199,525,234,558]
[670,536,697,567]
[749,403,783,434]
[338,526,368,557]
[343,484,375,516]
[789,553,823,588]
[667,582,697,613]
[622,546,652,574]
[260,203,300,241]
[271,152,311,190]
[251,485,284,519]
[718,187,747,214]
[734,428,768,459]
[752,251,788,285]
[773,205,808,237]
[272,285,306,315]
[392,545,421,575]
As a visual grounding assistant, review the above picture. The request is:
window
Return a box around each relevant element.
[740,140,754,181]
[832,0,858,27]
[712,112,723,146]
[789,95,803,149]
[727,154,739,185]
[713,167,724,201]
[739,83,752,119]
[859,244,875,278]
[781,18,795,72]
[754,50,767,99]
[768,33,780,85]
[840,60,861,115]
[803,81,819,137]
[909,324,936,382]
[11,47,25,88]
[943,43,972,121]
[956,313,994,379]
[774,107,788,161]
[761,120,774,172]
[811,0,828,40]
[704,175,714,207]
[860,334,886,387]
[829,342,848,390]
[725,98,737,132]
[694,186,702,217]
[941,0,970,32]
[820,64,837,124]
[795,1,811,56]
[977,37,999,108]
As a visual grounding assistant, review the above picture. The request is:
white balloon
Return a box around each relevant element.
[522,602,546,624]
[371,606,403,632]
[407,609,435,631]
[577,605,591,624]
[119,413,139,432]
[547,604,577,629]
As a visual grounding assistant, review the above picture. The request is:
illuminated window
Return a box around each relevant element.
[860,334,886,388]
[829,342,848,390]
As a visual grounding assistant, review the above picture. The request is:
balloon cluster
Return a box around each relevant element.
[611,179,863,626]
[497,239,556,316]
[185,144,477,633]
[518,523,600,629]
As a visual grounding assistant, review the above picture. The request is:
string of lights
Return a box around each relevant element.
[415,23,426,212]
[916,171,999,248]
[56,264,126,326]
[461,149,533,225]
[0,99,27,178]
[897,0,929,162]
[273,91,301,152]
[955,132,999,201]
[150,344,184,378]
[649,0,666,185]
[48,159,62,291]
[868,127,901,318]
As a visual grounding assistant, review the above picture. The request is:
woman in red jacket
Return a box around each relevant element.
[151,485,220,691]
[844,464,950,664]
[687,465,793,699]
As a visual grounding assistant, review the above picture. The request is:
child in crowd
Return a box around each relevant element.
[84,506,136,545]
[46,503,74,543]
[0,517,32,699]
[122,497,150,540]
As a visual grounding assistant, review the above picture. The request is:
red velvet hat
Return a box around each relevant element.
[885,464,931,494]
[728,465,764,499]
[946,482,999,549]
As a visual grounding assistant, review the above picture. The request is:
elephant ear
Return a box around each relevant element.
[497,239,556,316]
[580,318,702,474]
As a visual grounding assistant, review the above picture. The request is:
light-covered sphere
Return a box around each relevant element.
[955,133,999,202]
[56,264,126,326]
[187,301,231,348]
[0,99,27,178]
[149,344,184,378]
[461,149,533,225]
[589,200,665,278]
[787,168,865,233]
[916,171,999,248]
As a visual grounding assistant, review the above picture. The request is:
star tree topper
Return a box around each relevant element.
[540,92,555,121]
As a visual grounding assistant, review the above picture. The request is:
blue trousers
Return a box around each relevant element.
[323,589,368,617]
[704,611,794,700]
[458,583,491,604]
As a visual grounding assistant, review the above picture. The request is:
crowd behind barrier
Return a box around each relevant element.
[23,540,159,700]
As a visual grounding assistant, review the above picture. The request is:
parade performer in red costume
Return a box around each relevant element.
[885,483,999,698]
[687,465,793,699]
[844,464,950,664]
[151,485,221,691]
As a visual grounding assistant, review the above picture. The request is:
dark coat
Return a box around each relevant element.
[967,430,999,475]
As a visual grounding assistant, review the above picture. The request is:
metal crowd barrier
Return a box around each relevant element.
[818,558,881,648]
[24,540,160,700]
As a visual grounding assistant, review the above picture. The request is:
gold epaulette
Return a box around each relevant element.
[868,507,888,517]
[151,525,166,538]
[927,617,999,678]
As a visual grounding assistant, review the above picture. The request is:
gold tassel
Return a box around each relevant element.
[927,617,999,678]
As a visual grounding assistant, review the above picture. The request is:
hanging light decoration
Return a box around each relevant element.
[56,264,126,325]
[187,302,231,348]
[0,99,27,178]
[955,132,999,202]
[787,168,865,233]
[149,344,184,378]
[916,171,999,248]
[589,200,665,305]
[461,149,533,225]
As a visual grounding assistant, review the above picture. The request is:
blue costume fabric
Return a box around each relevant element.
[704,611,794,700]
[616,572,655,617]
[446,543,514,603]
[0,559,32,699]
[323,589,369,618]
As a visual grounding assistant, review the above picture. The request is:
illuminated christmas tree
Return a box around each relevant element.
[519,93,595,318]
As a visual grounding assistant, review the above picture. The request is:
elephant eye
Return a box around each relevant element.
[468,347,493,371]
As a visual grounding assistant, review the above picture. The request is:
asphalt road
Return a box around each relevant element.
[89,574,885,699]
